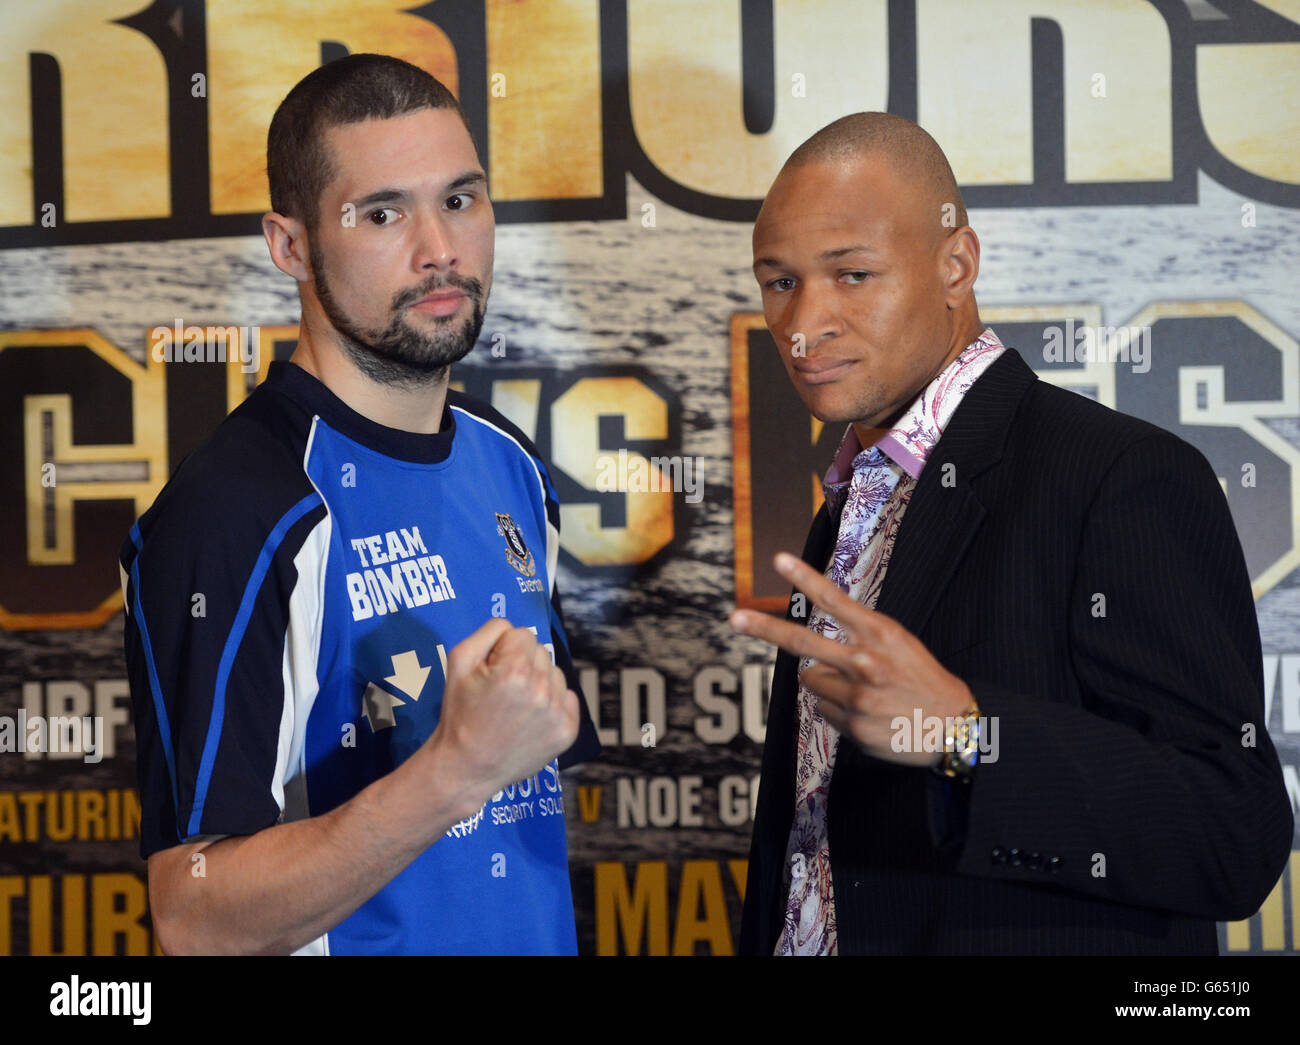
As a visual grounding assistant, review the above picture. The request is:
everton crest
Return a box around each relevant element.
[496,512,536,577]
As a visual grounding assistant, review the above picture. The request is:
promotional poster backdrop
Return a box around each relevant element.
[1,0,1297,956]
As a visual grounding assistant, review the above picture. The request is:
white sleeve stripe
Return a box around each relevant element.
[546,518,559,598]
[286,416,332,959]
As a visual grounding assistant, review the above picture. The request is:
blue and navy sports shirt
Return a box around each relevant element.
[120,360,600,955]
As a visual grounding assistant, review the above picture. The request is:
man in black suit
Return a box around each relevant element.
[730,112,1293,955]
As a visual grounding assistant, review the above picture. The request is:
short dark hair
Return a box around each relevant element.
[267,53,473,232]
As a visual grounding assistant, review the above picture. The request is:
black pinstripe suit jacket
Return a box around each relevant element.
[739,347,1294,955]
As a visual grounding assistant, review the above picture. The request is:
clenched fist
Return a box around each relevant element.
[424,618,581,816]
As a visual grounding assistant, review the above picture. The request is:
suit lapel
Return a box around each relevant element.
[762,349,1037,809]
[767,502,837,777]
[873,348,1037,637]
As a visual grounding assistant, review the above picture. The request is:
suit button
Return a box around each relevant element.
[1047,856,1063,874]
[1008,848,1024,867]
[991,846,1006,865]
[1027,851,1044,871]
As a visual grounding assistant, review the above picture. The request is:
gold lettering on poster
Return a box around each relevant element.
[627,0,888,198]
[0,872,157,955]
[28,874,86,956]
[552,377,673,565]
[594,858,748,955]
[917,0,1172,184]
[0,878,22,956]
[0,0,169,224]
[490,379,543,441]
[671,860,732,955]
[1198,0,1300,185]
[207,0,460,214]
[0,789,141,844]
[595,859,669,955]
[13,332,166,574]
[91,873,150,956]
[487,0,602,200]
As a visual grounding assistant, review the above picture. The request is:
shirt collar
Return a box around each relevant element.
[266,360,458,464]
[823,328,1006,514]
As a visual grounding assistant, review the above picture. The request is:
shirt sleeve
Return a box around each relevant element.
[121,455,326,860]
[948,433,1293,920]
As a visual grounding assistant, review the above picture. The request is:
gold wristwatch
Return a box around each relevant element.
[936,701,981,780]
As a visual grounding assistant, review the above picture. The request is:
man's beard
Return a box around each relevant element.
[311,242,487,387]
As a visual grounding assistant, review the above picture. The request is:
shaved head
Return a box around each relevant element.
[781,112,966,237]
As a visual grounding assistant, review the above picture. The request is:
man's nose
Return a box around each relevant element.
[414,210,457,271]
[785,283,843,353]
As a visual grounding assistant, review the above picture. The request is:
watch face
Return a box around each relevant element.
[940,713,980,779]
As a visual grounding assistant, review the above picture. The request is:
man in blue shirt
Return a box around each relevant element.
[121,54,599,955]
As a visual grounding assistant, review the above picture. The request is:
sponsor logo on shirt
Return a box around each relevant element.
[345,526,456,622]
[443,760,566,840]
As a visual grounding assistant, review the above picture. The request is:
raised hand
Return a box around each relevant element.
[730,552,974,766]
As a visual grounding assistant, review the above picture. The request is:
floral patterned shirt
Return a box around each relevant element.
[776,328,1006,955]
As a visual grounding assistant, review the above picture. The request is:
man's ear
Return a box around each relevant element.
[262,211,312,282]
[942,226,980,307]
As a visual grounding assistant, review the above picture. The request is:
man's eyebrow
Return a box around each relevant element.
[353,188,409,209]
[447,170,487,192]
[818,244,880,261]
[351,172,487,210]
[752,244,881,271]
